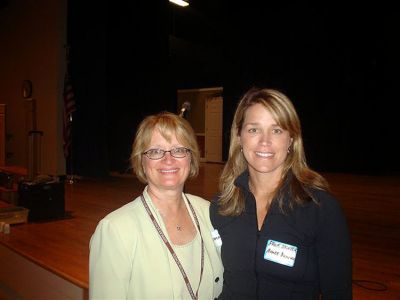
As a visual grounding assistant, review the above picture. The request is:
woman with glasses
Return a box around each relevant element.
[89,112,223,299]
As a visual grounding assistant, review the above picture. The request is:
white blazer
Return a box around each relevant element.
[89,187,223,299]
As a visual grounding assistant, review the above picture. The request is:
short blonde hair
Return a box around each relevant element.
[130,112,200,183]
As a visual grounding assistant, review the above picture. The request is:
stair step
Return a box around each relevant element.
[0,166,27,185]
[0,185,18,205]
[0,200,14,208]
[0,166,25,205]
[0,165,27,178]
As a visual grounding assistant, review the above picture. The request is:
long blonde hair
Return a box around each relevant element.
[218,87,329,216]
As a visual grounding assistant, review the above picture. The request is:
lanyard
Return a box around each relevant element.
[140,194,205,300]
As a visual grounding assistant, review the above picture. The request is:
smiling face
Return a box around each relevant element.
[239,103,292,181]
[142,129,191,193]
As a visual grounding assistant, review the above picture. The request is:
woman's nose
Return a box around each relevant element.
[260,132,272,145]
[162,151,175,162]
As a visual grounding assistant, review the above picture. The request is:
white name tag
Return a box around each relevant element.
[264,239,297,267]
[211,229,222,247]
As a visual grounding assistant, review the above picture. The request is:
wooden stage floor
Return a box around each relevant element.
[0,163,399,299]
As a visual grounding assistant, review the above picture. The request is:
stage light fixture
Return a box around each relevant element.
[169,0,189,7]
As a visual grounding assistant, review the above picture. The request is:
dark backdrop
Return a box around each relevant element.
[222,2,399,174]
[67,1,399,177]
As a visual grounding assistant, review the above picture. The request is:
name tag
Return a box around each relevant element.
[264,239,297,267]
[211,229,222,247]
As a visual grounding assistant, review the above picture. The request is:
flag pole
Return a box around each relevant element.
[68,112,74,184]
[64,45,76,184]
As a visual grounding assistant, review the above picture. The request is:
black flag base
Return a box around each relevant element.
[65,174,82,184]
[67,175,75,184]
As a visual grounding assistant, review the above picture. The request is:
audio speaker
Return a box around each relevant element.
[18,180,65,222]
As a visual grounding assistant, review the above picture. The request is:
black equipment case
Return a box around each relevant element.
[18,180,65,222]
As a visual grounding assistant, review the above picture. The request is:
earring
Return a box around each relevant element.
[287,147,291,153]
[240,147,243,153]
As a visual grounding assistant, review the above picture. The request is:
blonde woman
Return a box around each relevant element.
[210,88,352,299]
[90,112,223,299]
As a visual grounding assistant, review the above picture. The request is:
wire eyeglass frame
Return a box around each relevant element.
[143,147,191,160]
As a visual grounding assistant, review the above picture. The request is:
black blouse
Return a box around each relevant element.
[210,171,352,300]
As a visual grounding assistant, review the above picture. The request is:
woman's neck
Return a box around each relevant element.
[250,170,280,190]
[147,185,196,245]
[147,186,184,214]
[248,171,282,206]
[248,172,282,230]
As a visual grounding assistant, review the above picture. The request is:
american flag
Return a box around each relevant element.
[63,74,77,157]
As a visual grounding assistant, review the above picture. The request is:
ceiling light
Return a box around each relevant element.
[169,0,189,7]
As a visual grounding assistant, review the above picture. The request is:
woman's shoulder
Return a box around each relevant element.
[90,197,144,255]
[185,193,210,208]
[208,193,219,213]
[305,188,347,221]
[208,194,237,229]
[99,195,143,227]
[184,194,213,227]
[309,188,341,208]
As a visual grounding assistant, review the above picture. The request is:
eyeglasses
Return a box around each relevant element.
[143,147,191,160]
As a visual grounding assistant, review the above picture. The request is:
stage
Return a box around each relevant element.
[0,163,399,299]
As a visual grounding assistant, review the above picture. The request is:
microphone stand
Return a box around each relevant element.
[179,109,187,118]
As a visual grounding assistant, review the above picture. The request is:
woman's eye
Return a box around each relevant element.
[248,128,257,133]
[150,149,161,155]
[272,128,283,134]
[175,148,185,154]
